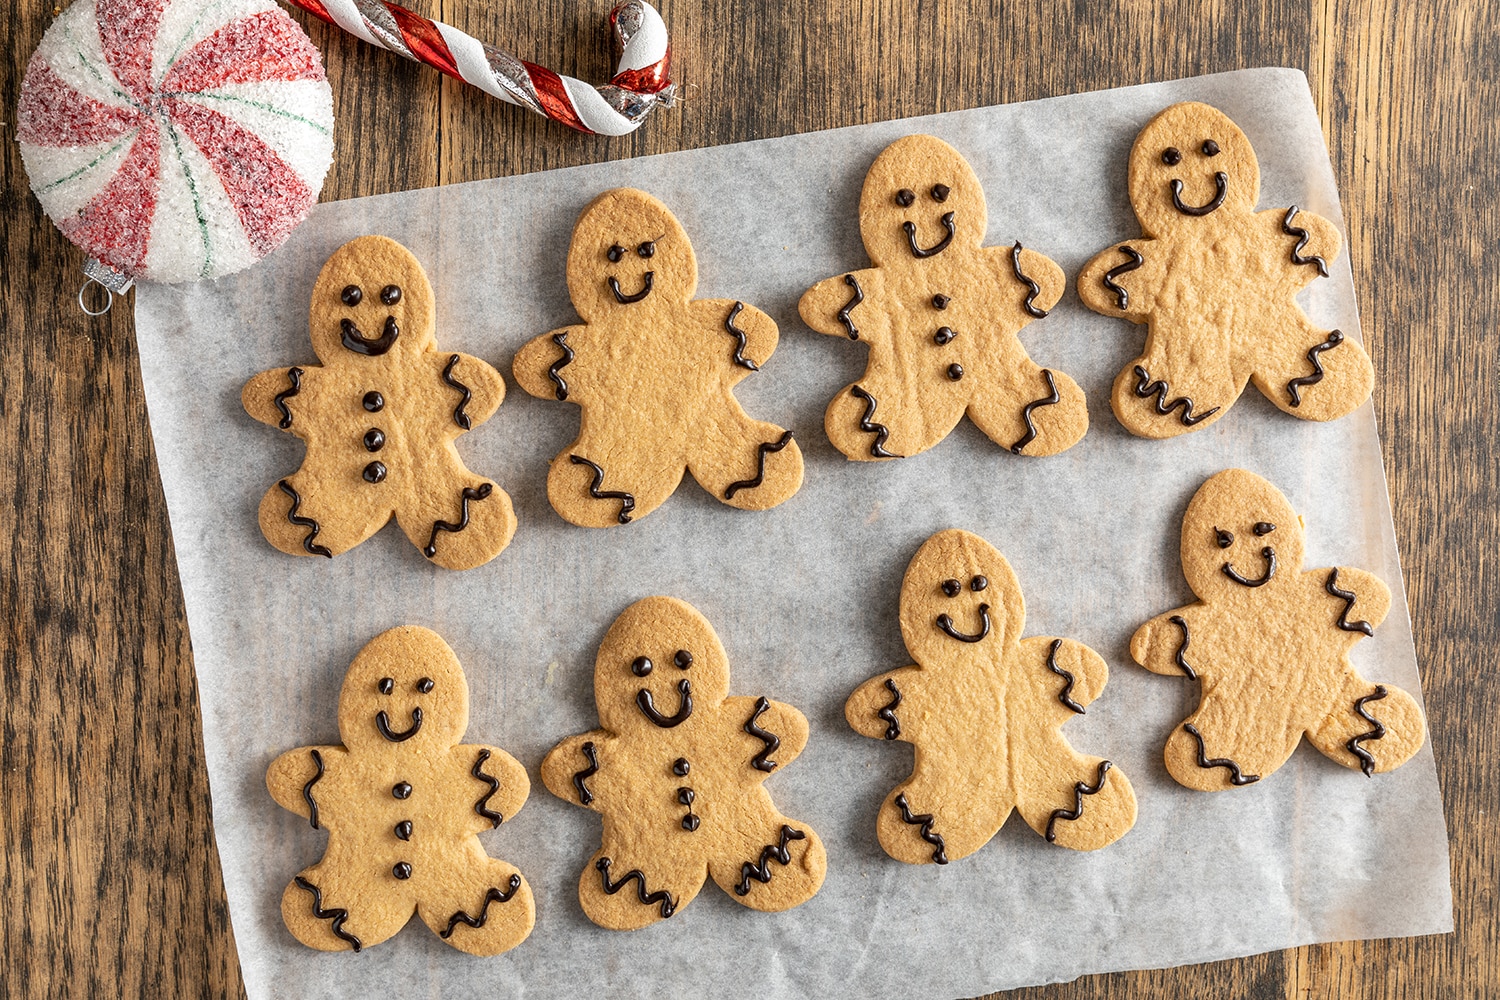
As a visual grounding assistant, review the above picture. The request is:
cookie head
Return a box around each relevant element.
[898,529,1024,666]
[1127,102,1259,235]
[593,596,731,733]
[309,235,436,363]
[858,135,986,267]
[566,189,697,323]
[337,626,469,752]
[1180,469,1305,601]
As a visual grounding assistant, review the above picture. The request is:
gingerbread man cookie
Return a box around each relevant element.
[513,189,803,527]
[266,626,534,954]
[799,135,1087,461]
[846,529,1136,863]
[1077,102,1373,438]
[1131,469,1425,788]
[540,597,826,929]
[243,235,516,569]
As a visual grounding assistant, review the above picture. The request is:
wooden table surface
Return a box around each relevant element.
[4,1,1494,996]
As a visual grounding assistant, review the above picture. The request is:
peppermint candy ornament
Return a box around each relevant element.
[18,0,334,288]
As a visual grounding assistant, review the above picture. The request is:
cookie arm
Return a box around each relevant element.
[1321,566,1392,635]
[1076,239,1155,320]
[243,365,316,430]
[1129,607,1205,678]
[1022,636,1109,710]
[439,352,506,428]
[700,298,779,369]
[463,743,530,829]
[266,745,343,821]
[1266,206,1343,271]
[512,326,588,402]
[845,667,920,741]
[990,244,1066,315]
[798,268,884,345]
[539,730,611,811]
[729,695,809,772]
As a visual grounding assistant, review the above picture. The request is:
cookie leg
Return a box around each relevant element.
[709,808,827,912]
[546,440,684,528]
[1164,693,1301,791]
[824,368,966,462]
[874,776,1002,866]
[395,468,516,570]
[1016,750,1137,851]
[687,408,804,511]
[578,845,703,930]
[257,471,388,559]
[416,854,535,956]
[1251,318,1375,421]
[280,865,410,952]
[966,362,1088,457]
[1306,676,1426,776]
[1110,339,1237,439]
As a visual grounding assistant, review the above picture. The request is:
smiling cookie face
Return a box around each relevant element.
[337,625,469,751]
[308,235,436,364]
[592,596,732,734]
[566,189,697,323]
[1179,469,1306,601]
[898,528,1024,667]
[1126,102,1259,236]
[857,135,987,267]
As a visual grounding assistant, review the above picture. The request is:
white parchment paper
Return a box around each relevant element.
[133,69,1452,998]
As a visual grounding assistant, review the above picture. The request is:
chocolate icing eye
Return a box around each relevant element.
[673,649,693,669]
[1215,528,1234,549]
[1253,521,1276,536]
[1202,139,1220,156]
[970,575,988,592]
[930,183,950,202]
[607,244,626,262]
[941,579,962,597]
[416,677,434,693]
[636,241,656,258]
[631,656,653,677]
[340,284,362,306]
[895,188,916,207]
[380,284,401,305]
[1162,147,1182,166]
[378,677,394,694]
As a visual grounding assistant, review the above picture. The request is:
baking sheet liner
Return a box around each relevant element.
[133,68,1452,998]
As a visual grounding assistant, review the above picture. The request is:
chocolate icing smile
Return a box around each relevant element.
[1222,546,1277,587]
[1169,172,1228,216]
[636,679,693,727]
[340,316,400,355]
[936,603,991,642]
[902,213,955,258]
[375,708,423,742]
[608,272,654,304]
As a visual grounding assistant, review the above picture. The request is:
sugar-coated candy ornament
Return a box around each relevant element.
[18,0,334,286]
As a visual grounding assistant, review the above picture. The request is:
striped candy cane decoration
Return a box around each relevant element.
[283,0,675,136]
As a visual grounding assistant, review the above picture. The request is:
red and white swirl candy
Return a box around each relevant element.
[282,0,675,136]
[19,0,335,286]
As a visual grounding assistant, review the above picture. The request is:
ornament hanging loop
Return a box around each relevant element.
[78,277,113,316]
[77,257,134,317]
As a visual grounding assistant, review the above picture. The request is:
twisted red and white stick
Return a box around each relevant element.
[282,0,675,135]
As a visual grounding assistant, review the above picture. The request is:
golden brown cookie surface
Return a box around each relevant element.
[799,135,1088,461]
[243,235,515,569]
[1130,469,1425,789]
[846,529,1136,864]
[1077,102,1373,438]
[540,597,825,929]
[266,626,534,955]
[513,189,803,527]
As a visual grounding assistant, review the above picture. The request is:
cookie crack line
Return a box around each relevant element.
[1222,546,1276,587]
[273,367,303,429]
[595,857,676,918]
[1010,242,1049,318]
[608,271,654,304]
[1183,722,1260,785]
[1282,205,1330,277]
[339,315,399,356]
[837,274,863,340]
[723,302,760,370]
[570,455,636,524]
[423,483,494,559]
[375,708,423,742]
[902,212,955,258]
[1325,568,1375,636]
[439,875,522,939]
[440,353,474,429]
[849,385,899,458]
[1045,760,1113,843]
[471,748,504,827]
[1009,368,1060,455]
[1169,172,1228,216]
[278,479,333,557]
[744,695,781,772]
[877,678,902,740]
[572,741,599,805]
[547,332,574,400]
[936,603,991,643]
[293,875,362,952]
[1131,364,1220,426]
[301,749,324,829]
[1286,329,1345,407]
[636,678,693,728]
[734,826,807,895]
[723,430,795,499]
[1168,614,1198,679]
[1045,638,1085,714]
[1102,246,1144,310]
[894,792,948,864]
[1347,685,1389,777]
